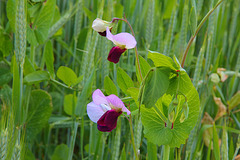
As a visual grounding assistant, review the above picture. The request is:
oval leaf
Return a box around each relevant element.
[26,90,53,141]
[24,70,50,85]
[57,66,77,86]
[104,76,118,95]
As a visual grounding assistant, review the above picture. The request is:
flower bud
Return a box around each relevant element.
[210,73,220,84]
[92,18,113,33]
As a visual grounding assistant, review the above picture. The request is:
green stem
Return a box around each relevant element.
[129,114,139,160]
[30,45,35,63]
[181,0,224,68]
[50,79,81,91]
[163,145,170,160]
[3,58,11,66]
[19,64,24,124]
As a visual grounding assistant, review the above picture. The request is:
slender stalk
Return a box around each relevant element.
[181,0,224,68]
[30,45,35,63]
[129,114,139,160]
[19,64,24,124]
[50,79,82,91]
[163,145,170,160]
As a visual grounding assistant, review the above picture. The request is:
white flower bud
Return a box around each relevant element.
[92,18,112,32]
[210,73,220,84]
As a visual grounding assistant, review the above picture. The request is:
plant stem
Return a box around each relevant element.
[30,45,35,63]
[129,114,139,160]
[181,0,224,68]
[163,145,170,160]
[50,79,82,91]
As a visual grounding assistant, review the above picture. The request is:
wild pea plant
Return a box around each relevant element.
[0,0,240,160]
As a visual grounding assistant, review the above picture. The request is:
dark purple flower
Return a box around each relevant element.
[87,89,130,132]
[106,27,136,63]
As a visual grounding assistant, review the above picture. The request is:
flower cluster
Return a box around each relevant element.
[92,18,136,63]
[87,18,135,132]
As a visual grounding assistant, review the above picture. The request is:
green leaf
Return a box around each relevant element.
[189,7,197,34]
[141,76,200,147]
[163,0,177,19]
[142,67,170,108]
[75,69,95,117]
[166,71,193,95]
[12,55,20,122]
[147,141,157,160]
[44,40,55,78]
[104,76,118,95]
[136,55,151,83]
[26,90,52,141]
[229,91,240,110]
[0,68,12,86]
[28,0,56,44]
[56,66,78,86]
[64,94,77,116]
[117,67,134,94]
[24,71,50,85]
[25,149,36,160]
[0,29,13,57]
[24,56,35,76]
[6,0,17,31]
[148,51,178,70]
[120,144,126,160]
[212,124,220,160]
[51,144,69,160]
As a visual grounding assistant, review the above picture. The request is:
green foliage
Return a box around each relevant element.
[117,67,134,94]
[104,76,118,95]
[27,0,56,45]
[141,74,199,147]
[141,67,170,108]
[51,144,69,160]
[56,66,78,86]
[64,94,77,116]
[0,67,12,86]
[26,90,52,141]
[1,0,240,159]
[44,41,55,78]
[24,71,50,85]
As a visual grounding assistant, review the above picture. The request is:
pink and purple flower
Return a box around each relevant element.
[87,89,131,132]
[106,27,137,63]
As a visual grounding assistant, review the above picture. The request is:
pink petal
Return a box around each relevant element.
[97,109,122,132]
[106,27,136,49]
[107,95,131,115]
[92,89,108,105]
[87,102,105,123]
[107,46,126,63]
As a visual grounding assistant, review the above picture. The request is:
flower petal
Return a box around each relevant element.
[92,18,108,32]
[97,109,122,132]
[106,27,136,49]
[107,46,126,63]
[87,102,105,123]
[92,89,108,105]
[107,95,131,115]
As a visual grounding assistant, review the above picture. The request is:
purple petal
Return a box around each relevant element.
[107,46,126,63]
[106,27,137,49]
[97,109,122,132]
[98,31,106,36]
[92,89,108,105]
[87,102,105,123]
[107,95,131,115]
